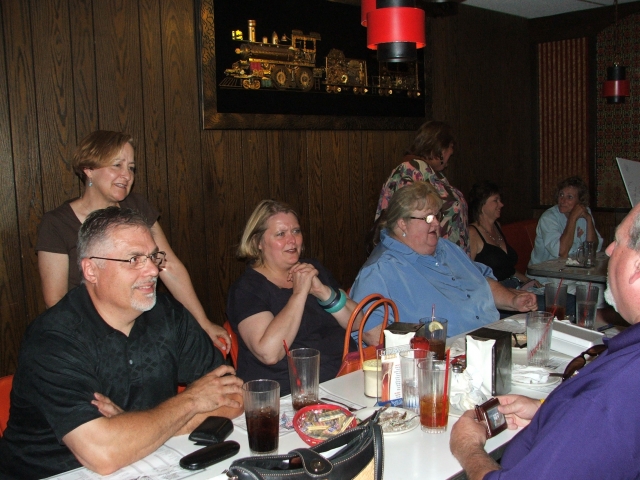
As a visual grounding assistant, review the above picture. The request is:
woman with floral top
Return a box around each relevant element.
[375,120,469,253]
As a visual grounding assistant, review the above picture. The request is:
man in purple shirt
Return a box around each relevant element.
[450,203,640,479]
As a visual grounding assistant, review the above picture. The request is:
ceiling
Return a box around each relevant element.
[462,0,637,19]
[332,0,639,19]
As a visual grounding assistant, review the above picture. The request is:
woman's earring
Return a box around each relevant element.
[88,179,93,187]
[402,232,407,237]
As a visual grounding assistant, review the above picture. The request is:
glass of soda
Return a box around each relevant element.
[243,379,280,455]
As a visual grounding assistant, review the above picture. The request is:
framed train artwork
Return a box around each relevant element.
[198,0,431,130]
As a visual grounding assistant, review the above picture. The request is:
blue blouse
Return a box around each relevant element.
[350,230,499,338]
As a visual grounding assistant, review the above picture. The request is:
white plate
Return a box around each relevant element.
[511,375,561,387]
[356,407,420,435]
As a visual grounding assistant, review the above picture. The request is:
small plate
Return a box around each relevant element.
[356,407,420,435]
[511,375,561,387]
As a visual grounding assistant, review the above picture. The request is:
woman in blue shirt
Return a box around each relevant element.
[351,182,537,344]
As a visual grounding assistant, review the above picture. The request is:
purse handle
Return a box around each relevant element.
[342,293,400,368]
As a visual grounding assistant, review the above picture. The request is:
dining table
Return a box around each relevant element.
[527,252,609,283]
[46,322,580,480]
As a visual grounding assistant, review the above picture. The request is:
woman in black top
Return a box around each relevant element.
[468,182,540,289]
[227,200,358,396]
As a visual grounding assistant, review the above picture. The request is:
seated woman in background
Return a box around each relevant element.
[351,182,537,345]
[35,130,230,351]
[227,200,358,396]
[529,176,602,266]
[375,120,469,253]
[468,181,540,289]
[529,176,604,308]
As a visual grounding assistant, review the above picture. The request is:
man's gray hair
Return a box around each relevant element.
[629,209,640,252]
[77,207,151,271]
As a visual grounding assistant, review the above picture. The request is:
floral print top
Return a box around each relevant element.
[375,155,470,253]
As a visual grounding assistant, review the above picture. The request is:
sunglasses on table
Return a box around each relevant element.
[561,344,607,381]
[409,212,444,224]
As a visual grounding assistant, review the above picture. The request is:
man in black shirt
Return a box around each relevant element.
[0,207,243,478]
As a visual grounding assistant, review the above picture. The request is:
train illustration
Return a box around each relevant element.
[219,20,421,98]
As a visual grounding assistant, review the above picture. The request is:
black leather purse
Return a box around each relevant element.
[225,414,384,480]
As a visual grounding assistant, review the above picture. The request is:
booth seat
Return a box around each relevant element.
[500,219,538,274]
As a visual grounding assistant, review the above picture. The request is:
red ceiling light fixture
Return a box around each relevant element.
[361,0,426,63]
[602,0,630,104]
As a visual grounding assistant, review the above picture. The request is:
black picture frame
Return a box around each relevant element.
[198,0,431,130]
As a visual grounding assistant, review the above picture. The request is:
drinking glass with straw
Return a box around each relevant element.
[577,282,599,330]
[530,279,564,364]
[418,348,451,433]
[527,311,554,367]
[283,340,301,389]
[544,279,567,320]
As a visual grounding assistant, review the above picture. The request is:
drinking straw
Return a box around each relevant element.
[580,282,593,325]
[528,312,555,360]
[550,278,564,317]
[441,348,451,426]
[431,304,436,321]
[530,278,564,358]
[283,340,301,388]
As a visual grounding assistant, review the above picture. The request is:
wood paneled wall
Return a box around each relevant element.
[0,0,533,376]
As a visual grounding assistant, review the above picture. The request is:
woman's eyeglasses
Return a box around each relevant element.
[561,344,607,381]
[409,212,444,224]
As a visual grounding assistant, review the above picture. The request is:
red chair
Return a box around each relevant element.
[501,219,538,274]
[178,322,238,394]
[0,374,14,436]
[222,320,239,369]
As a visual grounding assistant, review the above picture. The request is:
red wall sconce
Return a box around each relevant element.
[602,0,630,104]
[361,0,426,63]
[603,64,630,104]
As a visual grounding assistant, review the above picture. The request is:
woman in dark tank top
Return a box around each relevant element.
[468,182,540,289]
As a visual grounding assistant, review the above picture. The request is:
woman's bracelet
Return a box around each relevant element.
[325,289,348,314]
[320,289,342,311]
[317,287,337,307]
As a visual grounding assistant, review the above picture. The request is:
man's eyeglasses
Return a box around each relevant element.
[409,212,444,224]
[89,252,166,269]
[561,344,607,381]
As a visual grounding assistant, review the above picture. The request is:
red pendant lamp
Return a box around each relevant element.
[602,0,630,104]
[361,0,426,63]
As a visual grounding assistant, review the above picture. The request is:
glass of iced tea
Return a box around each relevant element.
[418,359,451,433]
[243,379,280,455]
[287,348,320,410]
[417,317,448,360]
[544,282,567,320]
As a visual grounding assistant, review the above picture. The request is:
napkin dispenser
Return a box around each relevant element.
[465,328,512,396]
[383,322,422,348]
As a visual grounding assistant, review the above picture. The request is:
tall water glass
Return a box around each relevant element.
[526,311,553,367]
[400,349,433,413]
[287,348,320,410]
[576,284,599,330]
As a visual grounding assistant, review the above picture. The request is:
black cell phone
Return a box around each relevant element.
[188,416,234,445]
[179,441,240,470]
[474,398,507,438]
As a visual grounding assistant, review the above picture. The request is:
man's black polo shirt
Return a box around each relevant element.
[0,285,222,479]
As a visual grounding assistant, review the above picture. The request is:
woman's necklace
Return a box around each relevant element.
[479,222,503,243]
